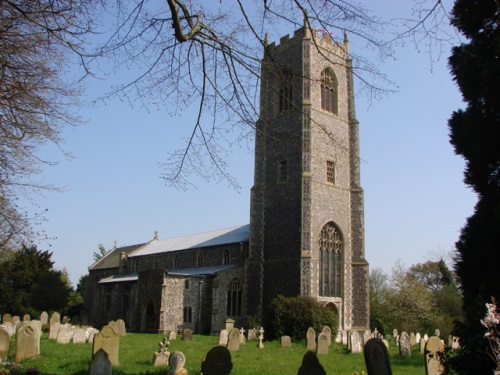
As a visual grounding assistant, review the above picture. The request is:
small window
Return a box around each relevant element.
[185,280,190,289]
[278,68,294,113]
[173,255,179,269]
[327,160,335,184]
[321,68,338,114]
[183,306,192,323]
[223,249,230,265]
[197,252,203,267]
[278,160,288,183]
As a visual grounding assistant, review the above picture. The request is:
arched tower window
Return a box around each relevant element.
[226,278,243,316]
[278,67,294,113]
[321,68,338,114]
[197,252,203,267]
[223,249,230,265]
[319,222,343,297]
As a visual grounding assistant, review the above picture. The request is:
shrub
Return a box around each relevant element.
[267,295,338,342]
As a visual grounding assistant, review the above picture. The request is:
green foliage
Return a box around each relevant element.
[267,295,338,342]
[93,244,110,262]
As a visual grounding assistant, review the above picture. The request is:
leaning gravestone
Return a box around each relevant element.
[281,335,292,348]
[350,330,363,354]
[89,348,112,375]
[306,327,316,351]
[0,326,10,362]
[317,333,329,355]
[93,325,120,366]
[201,346,233,375]
[322,326,332,346]
[183,328,193,342]
[420,338,426,354]
[364,338,393,375]
[115,319,126,336]
[297,351,326,375]
[425,336,445,375]
[167,351,187,375]
[399,332,411,357]
[218,329,229,346]
[15,323,40,361]
[227,328,240,351]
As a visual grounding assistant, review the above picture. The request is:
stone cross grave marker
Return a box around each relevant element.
[281,335,292,348]
[350,330,363,354]
[306,327,316,351]
[183,329,193,342]
[258,327,265,349]
[93,324,120,366]
[218,329,228,346]
[239,327,246,345]
[167,351,187,375]
[399,332,411,357]
[0,326,10,362]
[227,328,240,351]
[322,326,332,346]
[424,336,445,375]
[317,332,329,355]
[201,345,233,375]
[297,351,326,375]
[364,338,393,375]
[434,329,440,337]
[88,348,112,375]
[15,322,40,361]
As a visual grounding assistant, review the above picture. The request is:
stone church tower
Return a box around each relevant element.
[246,26,369,331]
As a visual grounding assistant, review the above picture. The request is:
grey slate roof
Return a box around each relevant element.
[88,243,147,271]
[129,224,249,257]
[166,264,241,277]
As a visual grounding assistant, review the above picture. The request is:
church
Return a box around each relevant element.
[84,25,370,335]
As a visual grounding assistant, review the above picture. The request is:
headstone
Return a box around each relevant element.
[258,327,264,349]
[393,329,398,338]
[317,333,329,355]
[350,330,362,354]
[2,314,12,324]
[218,329,228,346]
[424,334,429,342]
[0,326,10,362]
[227,328,240,351]
[15,323,40,361]
[297,351,326,375]
[306,327,316,351]
[30,319,42,332]
[115,319,126,336]
[399,332,411,357]
[169,330,177,340]
[225,319,235,331]
[62,315,70,324]
[281,335,292,348]
[410,332,417,346]
[89,348,112,375]
[201,346,233,375]
[419,338,426,354]
[451,336,460,350]
[73,327,87,344]
[335,330,342,343]
[322,326,332,346]
[50,312,60,327]
[153,336,170,367]
[167,351,187,375]
[363,330,372,346]
[247,328,257,341]
[12,316,20,325]
[57,324,73,344]
[93,325,120,366]
[23,314,30,322]
[434,329,440,338]
[364,338,393,375]
[3,322,15,337]
[182,328,193,342]
[342,330,348,345]
[416,332,421,344]
[425,336,445,375]
[239,327,246,345]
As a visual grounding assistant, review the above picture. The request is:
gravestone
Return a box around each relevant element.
[363,330,372,346]
[350,330,363,354]
[12,316,20,325]
[425,336,445,375]
[169,330,177,340]
[410,333,417,346]
[108,320,118,335]
[218,329,228,346]
[115,319,126,336]
[424,334,429,342]
[342,330,348,346]
[73,327,87,344]
[335,330,342,343]
[23,314,30,322]
[306,327,316,351]
[89,348,112,375]
[393,329,398,338]
[239,327,246,345]
[451,336,460,350]
[416,332,421,344]
[2,314,12,324]
[167,351,187,375]
[93,324,120,366]
[183,328,193,342]
[227,328,240,351]
[297,351,326,375]
[317,333,329,355]
[3,322,15,337]
[258,327,265,349]
[420,338,426,354]
[201,346,233,375]
[281,335,292,348]
[322,326,332,346]
[434,329,440,338]
[15,323,40,361]
[225,319,235,331]
[30,320,42,332]
[247,328,257,340]
[382,339,390,349]
[0,326,10,362]
[399,332,411,357]
[364,338,393,375]
[153,336,170,367]
[62,315,70,324]
[57,324,73,344]
[50,312,60,327]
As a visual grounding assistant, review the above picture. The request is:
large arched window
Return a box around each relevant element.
[226,278,243,316]
[319,222,343,297]
[321,68,338,114]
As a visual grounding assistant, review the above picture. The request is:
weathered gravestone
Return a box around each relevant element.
[363,330,372,346]
[2,322,15,337]
[153,336,170,367]
[93,325,120,366]
[167,351,187,375]
[22,314,30,322]
[15,323,40,361]
[218,329,228,346]
[416,332,421,344]
[115,319,126,336]
[57,324,73,344]
[30,320,42,332]
[350,330,363,354]
[364,338,393,375]
[322,326,332,346]
[317,333,329,355]
[0,326,10,362]
[420,338,426,354]
[410,333,417,346]
[227,328,240,351]
[62,316,70,324]
[201,346,233,375]
[2,314,12,324]
[297,351,326,375]
[393,329,398,338]
[89,348,112,375]
[183,329,193,342]
[108,320,118,335]
[306,327,316,351]
[281,335,292,348]
[50,312,60,327]
[399,332,411,357]
[12,316,20,325]
[225,319,235,331]
[382,339,390,349]
[169,330,177,340]
[434,329,440,338]
[424,334,429,342]
[424,336,445,375]
[73,327,87,344]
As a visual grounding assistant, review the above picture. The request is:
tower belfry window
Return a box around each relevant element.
[278,68,294,113]
[321,68,338,114]
[327,160,336,184]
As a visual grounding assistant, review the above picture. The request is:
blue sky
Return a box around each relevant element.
[25,0,476,286]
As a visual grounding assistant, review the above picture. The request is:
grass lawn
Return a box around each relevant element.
[5,333,425,374]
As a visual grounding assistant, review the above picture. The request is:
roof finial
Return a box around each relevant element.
[154,230,159,240]
[264,32,268,47]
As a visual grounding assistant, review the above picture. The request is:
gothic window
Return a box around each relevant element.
[173,255,179,269]
[278,160,288,183]
[223,249,230,265]
[197,252,203,267]
[321,68,338,114]
[319,222,343,297]
[183,306,192,323]
[327,160,336,184]
[278,68,294,113]
[226,278,243,316]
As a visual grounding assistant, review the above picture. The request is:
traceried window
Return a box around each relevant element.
[183,306,192,323]
[226,278,243,316]
[321,68,338,114]
[278,68,294,113]
[197,252,203,267]
[327,160,336,184]
[319,222,343,297]
[223,249,230,265]
[278,160,288,183]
